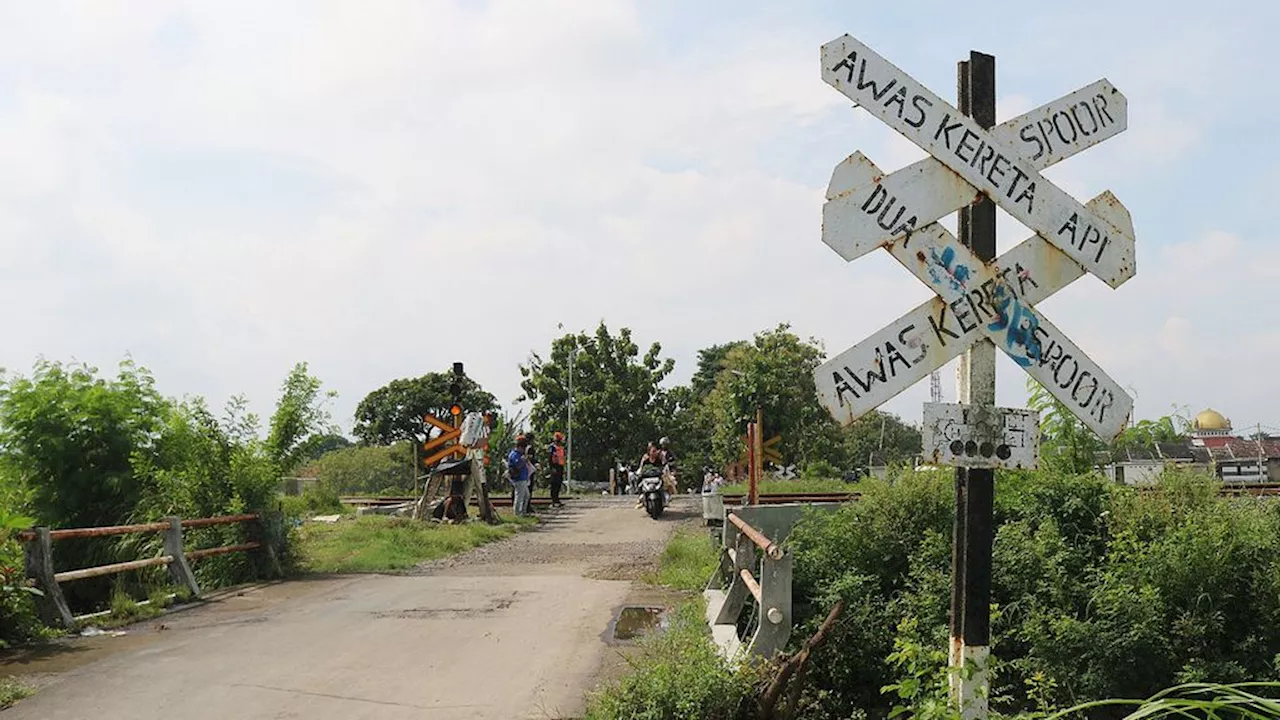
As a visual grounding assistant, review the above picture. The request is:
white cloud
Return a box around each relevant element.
[0,1,1273,442]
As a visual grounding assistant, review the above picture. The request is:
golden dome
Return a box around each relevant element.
[1194,408,1230,431]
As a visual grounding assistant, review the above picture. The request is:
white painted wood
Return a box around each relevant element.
[821,35,1135,288]
[890,223,1132,441]
[814,189,1132,426]
[823,79,1125,263]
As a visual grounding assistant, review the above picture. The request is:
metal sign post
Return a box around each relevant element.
[813,34,1138,718]
[953,53,996,716]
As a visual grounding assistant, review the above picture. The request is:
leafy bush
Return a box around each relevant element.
[786,467,1280,718]
[583,601,761,720]
[0,677,33,710]
[297,443,414,496]
[0,358,331,632]
[0,509,47,648]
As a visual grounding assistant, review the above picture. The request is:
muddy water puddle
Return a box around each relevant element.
[608,606,669,642]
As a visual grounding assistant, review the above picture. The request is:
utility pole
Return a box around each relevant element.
[950,51,997,719]
[567,339,576,491]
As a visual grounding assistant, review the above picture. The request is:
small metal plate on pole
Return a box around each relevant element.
[922,403,1039,469]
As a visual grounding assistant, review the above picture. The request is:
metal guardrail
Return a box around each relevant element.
[20,514,266,628]
[704,509,794,660]
[703,502,846,661]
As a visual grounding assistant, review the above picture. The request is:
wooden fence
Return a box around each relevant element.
[18,514,268,628]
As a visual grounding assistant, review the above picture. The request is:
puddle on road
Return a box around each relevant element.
[609,606,668,642]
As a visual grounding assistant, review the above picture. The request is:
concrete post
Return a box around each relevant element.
[24,527,74,628]
[255,511,284,578]
[163,516,201,598]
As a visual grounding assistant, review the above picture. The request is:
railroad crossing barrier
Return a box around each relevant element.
[18,513,270,628]
[703,503,842,661]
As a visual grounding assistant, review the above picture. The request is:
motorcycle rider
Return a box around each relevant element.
[634,440,664,509]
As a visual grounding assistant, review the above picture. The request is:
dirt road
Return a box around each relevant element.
[2,497,695,719]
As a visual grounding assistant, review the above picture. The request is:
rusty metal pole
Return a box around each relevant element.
[953,50,997,720]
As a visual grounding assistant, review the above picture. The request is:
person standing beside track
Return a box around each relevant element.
[507,436,532,517]
[547,432,566,508]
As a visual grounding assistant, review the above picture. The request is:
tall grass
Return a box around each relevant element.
[294,515,531,573]
[1046,682,1280,719]
[650,527,720,591]
[583,602,760,720]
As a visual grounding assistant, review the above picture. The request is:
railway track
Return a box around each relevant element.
[340,495,562,509]
[340,482,1280,512]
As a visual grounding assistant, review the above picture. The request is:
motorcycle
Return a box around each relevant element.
[616,462,640,495]
[637,463,669,519]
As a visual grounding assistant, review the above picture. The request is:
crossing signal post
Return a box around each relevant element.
[413,361,499,524]
[449,362,464,428]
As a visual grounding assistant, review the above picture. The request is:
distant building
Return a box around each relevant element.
[1101,408,1280,485]
[1100,442,1203,486]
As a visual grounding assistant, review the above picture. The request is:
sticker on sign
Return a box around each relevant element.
[922,403,1039,469]
[812,151,1135,438]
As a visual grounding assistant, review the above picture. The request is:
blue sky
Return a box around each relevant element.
[0,1,1276,439]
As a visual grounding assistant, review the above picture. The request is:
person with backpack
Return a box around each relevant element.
[547,432,566,507]
[507,436,532,517]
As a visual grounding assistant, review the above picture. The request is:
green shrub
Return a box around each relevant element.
[786,467,1280,718]
[0,677,33,710]
[583,601,761,720]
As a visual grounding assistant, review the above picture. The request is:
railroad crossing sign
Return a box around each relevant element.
[739,433,783,466]
[761,435,782,465]
[813,34,1136,442]
[421,414,466,466]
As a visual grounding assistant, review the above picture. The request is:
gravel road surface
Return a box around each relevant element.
[1,496,696,719]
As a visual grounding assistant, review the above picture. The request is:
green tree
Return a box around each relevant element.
[1111,412,1191,451]
[689,341,748,401]
[352,372,497,446]
[485,408,527,482]
[1027,377,1104,473]
[703,325,846,471]
[843,410,922,469]
[302,434,352,462]
[267,362,338,474]
[659,342,751,482]
[520,322,674,482]
[0,359,166,528]
[300,443,414,495]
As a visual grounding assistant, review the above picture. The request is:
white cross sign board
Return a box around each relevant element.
[822,78,1126,263]
[812,34,1137,443]
[922,403,1039,469]
[821,35,1135,289]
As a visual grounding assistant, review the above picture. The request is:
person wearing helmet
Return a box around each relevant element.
[547,431,566,508]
